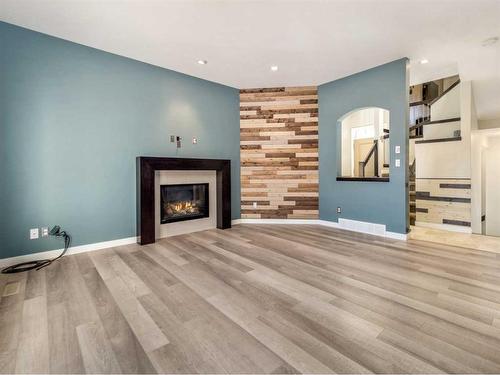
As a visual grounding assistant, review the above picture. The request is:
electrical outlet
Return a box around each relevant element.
[30,228,39,240]
[41,227,49,237]
[337,207,342,214]
[253,202,257,209]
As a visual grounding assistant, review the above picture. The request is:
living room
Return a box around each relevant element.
[1,1,500,374]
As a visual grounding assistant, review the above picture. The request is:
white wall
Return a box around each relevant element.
[471,132,486,233]
[415,141,470,178]
[485,137,500,236]
[479,119,500,130]
[472,131,500,236]
[431,83,460,121]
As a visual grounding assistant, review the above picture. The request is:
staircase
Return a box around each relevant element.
[357,129,390,179]
[409,160,416,225]
[409,79,461,143]
[409,76,468,230]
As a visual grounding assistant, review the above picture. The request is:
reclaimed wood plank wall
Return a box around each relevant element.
[416,178,471,228]
[240,86,319,219]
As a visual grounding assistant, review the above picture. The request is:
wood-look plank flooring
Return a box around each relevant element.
[2,224,500,373]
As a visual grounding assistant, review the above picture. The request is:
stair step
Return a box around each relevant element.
[416,136,462,144]
[410,135,423,140]
[383,163,389,168]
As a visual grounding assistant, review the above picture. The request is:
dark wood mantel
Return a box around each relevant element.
[136,157,231,245]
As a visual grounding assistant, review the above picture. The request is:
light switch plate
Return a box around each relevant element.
[395,159,401,167]
[253,202,257,209]
[30,228,39,240]
[337,207,342,213]
[192,137,198,144]
[41,227,49,237]
[395,145,401,154]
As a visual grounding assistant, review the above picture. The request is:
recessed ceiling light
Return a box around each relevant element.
[270,66,278,72]
[197,60,207,65]
[482,36,499,47]
[419,59,429,65]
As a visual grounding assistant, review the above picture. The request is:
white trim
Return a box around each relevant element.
[0,236,137,268]
[233,218,322,225]
[1,217,409,267]
[415,221,472,234]
[315,220,340,229]
[384,231,409,240]
[234,218,408,240]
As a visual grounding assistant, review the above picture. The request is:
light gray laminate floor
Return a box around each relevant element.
[2,224,500,373]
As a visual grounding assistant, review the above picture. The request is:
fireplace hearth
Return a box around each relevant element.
[160,183,209,224]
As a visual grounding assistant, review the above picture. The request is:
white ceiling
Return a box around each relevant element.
[1,0,499,119]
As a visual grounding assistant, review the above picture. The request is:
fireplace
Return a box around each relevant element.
[160,183,209,224]
[137,157,231,245]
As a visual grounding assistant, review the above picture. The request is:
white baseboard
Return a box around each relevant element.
[415,221,472,234]
[232,218,322,225]
[383,231,409,241]
[1,218,409,267]
[234,218,408,241]
[0,236,137,268]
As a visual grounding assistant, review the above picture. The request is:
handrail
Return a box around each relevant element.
[409,123,423,131]
[359,140,378,177]
[409,159,416,177]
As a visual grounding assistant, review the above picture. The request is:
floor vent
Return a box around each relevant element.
[2,282,21,297]
[338,218,386,236]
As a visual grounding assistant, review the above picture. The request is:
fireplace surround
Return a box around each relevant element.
[137,157,231,245]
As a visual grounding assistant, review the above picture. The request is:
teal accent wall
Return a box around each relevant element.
[318,59,409,234]
[0,21,240,258]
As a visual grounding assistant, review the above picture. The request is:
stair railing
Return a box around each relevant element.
[359,140,378,177]
[409,158,416,177]
[409,79,461,141]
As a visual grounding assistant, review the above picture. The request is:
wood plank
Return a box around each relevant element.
[75,254,157,373]
[2,224,500,373]
[15,296,50,373]
[240,86,318,219]
[76,321,121,374]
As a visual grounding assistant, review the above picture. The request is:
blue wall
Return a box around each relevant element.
[0,22,240,258]
[318,59,409,234]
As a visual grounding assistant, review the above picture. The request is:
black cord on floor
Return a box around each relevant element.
[1,227,71,274]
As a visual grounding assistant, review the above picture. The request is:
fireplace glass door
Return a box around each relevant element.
[160,183,209,224]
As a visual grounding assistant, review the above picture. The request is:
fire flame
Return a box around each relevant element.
[172,201,193,213]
